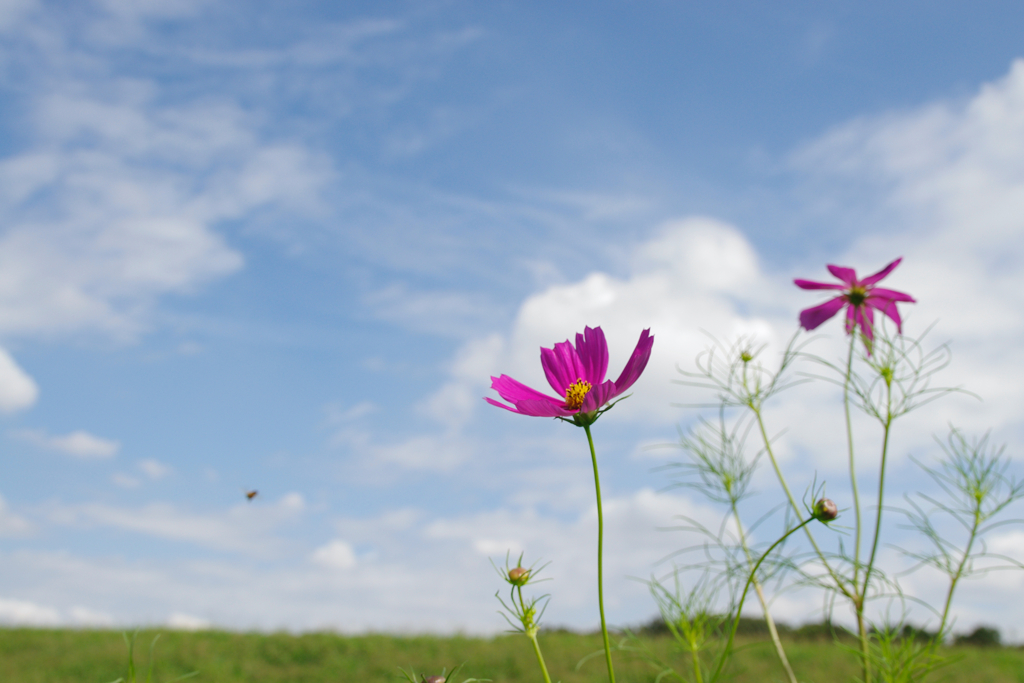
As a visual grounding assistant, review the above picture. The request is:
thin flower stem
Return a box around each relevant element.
[938,508,982,635]
[841,335,871,683]
[583,424,616,683]
[712,518,814,683]
[861,389,893,619]
[751,407,852,599]
[527,633,553,683]
[844,334,862,585]
[518,586,553,683]
[731,505,798,683]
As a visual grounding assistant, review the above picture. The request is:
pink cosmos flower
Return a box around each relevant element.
[794,257,915,345]
[486,326,654,420]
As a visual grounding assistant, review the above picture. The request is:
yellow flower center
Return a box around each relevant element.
[846,285,867,307]
[563,378,592,410]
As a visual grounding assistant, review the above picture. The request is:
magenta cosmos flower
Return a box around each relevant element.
[795,257,915,344]
[486,326,654,422]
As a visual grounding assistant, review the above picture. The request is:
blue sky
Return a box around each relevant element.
[2,0,1024,637]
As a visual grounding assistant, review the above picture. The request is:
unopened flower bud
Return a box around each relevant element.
[813,498,838,522]
[507,566,530,586]
[740,351,753,363]
[423,677,445,683]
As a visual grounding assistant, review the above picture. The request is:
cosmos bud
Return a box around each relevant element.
[812,498,838,522]
[507,566,530,586]
[423,677,445,683]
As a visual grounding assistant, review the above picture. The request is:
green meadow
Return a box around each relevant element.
[4,627,1023,683]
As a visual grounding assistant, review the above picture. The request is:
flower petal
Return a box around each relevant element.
[490,374,560,405]
[582,379,618,412]
[844,303,857,334]
[799,297,846,331]
[868,287,915,303]
[575,326,609,385]
[856,305,876,342]
[508,398,575,417]
[827,264,858,285]
[484,396,521,413]
[860,257,902,286]
[541,340,585,395]
[867,296,903,332]
[612,328,654,394]
[794,279,847,291]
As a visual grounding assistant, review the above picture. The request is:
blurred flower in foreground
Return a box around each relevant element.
[485,326,653,426]
[795,257,915,349]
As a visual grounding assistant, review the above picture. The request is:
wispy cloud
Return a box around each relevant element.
[46,493,307,556]
[16,429,120,459]
[0,5,343,344]
[0,494,33,537]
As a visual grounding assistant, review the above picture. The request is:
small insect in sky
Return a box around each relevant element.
[245,490,258,501]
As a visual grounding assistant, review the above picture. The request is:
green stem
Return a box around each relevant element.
[862,411,892,618]
[712,518,815,683]
[731,504,797,683]
[751,407,853,600]
[938,509,982,635]
[841,335,871,683]
[527,633,553,683]
[517,586,553,683]
[844,334,862,586]
[583,424,616,683]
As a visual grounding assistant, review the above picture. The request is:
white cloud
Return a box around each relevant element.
[112,473,140,488]
[16,429,120,459]
[369,433,475,471]
[441,217,787,429]
[378,60,1024,637]
[0,347,38,412]
[418,334,504,431]
[69,605,115,627]
[365,284,501,337]
[0,489,724,633]
[0,35,335,343]
[166,612,212,631]
[138,458,171,480]
[0,597,61,626]
[48,492,308,556]
[311,539,357,570]
[791,58,1024,438]
[0,494,32,537]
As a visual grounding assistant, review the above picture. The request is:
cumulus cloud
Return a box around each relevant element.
[435,61,1024,468]
[434,217,789,431]
[380,60,1024,636]
[0,489,724,633]
[0,348,38,412]
[68,605,115,627]
[16,429,120,459]
[792,58,1024,436]
[166,612,212,631]
[0,597,61,626]
[311,539,357,570]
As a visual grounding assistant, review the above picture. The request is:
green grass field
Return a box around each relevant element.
[3,628,1023,683]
